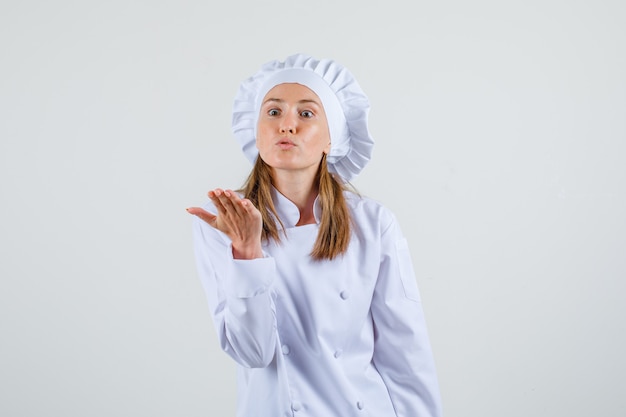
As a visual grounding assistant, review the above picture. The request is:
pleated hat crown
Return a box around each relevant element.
[231,53,374,182]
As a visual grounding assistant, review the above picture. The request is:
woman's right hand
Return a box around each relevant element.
[186,188,263,259]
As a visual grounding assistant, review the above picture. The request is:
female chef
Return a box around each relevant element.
[187,53,443,417]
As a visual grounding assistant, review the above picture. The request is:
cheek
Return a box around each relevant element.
[314,127,331,154]
[255,125,270,148]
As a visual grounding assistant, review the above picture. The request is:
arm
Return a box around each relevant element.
[189,190,277,368]
[370,216,443,417]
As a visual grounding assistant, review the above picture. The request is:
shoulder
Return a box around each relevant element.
[344,190,397,233]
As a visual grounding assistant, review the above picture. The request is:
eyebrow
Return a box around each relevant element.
[262,98,322,106]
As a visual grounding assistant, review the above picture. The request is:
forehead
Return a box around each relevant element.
[262,83,322,104]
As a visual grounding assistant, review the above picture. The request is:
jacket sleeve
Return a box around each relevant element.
[191,210,277,368]
[370,213,443,417]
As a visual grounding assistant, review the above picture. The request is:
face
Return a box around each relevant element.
[256,83,331,177]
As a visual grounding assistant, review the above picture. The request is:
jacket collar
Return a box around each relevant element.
[271,186,321,228]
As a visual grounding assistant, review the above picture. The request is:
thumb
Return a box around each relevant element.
[186,207,217,225]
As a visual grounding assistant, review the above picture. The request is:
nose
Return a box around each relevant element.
[279,113,297,134]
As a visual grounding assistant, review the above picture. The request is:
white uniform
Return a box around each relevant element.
[192,188,443,417]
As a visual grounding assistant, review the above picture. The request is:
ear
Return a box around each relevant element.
[323,141,331,155]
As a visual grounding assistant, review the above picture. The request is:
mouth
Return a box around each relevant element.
[277,139,295,150]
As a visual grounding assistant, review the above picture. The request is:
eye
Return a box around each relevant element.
[268,108,280,116]
[300,110,314,118]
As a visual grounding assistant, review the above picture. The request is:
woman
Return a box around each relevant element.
[187,54,443,416]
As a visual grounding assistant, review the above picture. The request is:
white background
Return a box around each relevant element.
[1,1,625,416]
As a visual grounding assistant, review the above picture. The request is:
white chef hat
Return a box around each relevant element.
[232,53,374,182]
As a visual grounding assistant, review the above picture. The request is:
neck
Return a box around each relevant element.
[272,169,318,225]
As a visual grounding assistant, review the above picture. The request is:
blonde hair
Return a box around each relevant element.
[240,154,352,260]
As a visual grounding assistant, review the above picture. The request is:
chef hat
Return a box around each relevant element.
[232,53,374,182]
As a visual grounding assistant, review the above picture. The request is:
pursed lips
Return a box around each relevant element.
[277,138,296,150]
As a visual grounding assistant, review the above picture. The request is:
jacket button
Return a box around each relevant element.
[334,349,343,358]
[340,290,350,300]
[356,400,364,410]
[292,402,301,411]
[282,344,290,355]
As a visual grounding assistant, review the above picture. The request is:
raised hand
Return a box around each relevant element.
[187,188,263,259]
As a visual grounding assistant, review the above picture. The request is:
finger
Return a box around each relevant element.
[186,207,217,225]
[185,206,204,216]
[208,188,224,198]
[239,198,259,216]
[223,190,250,217]
[208,189,229,216]
[208,189,249,225]
[215,189,244,219]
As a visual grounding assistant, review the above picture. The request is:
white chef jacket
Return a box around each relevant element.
[192,187,442,417]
